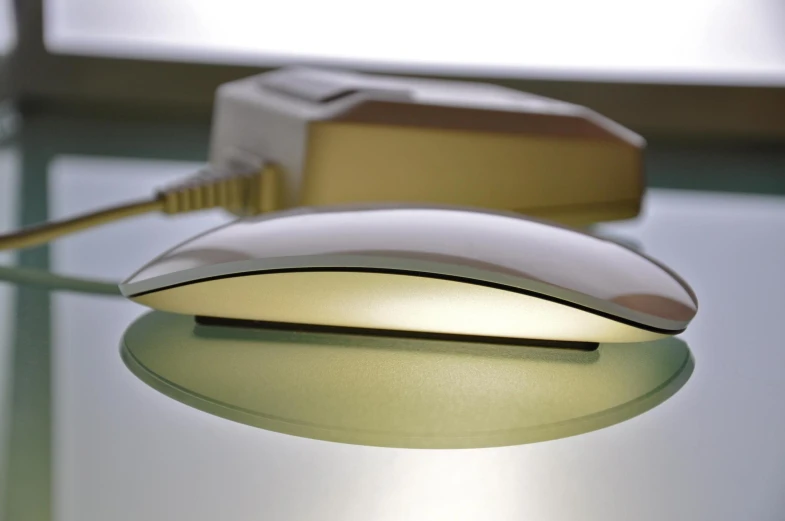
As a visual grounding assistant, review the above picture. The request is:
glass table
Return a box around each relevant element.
[2,113,785,521]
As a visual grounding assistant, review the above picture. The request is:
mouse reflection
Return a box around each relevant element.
[122,311,693,449]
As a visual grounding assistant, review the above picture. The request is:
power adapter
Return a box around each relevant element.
[209,66,645,224]
[1,66,645,252]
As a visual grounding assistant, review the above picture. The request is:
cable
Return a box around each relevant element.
[0,163,280,253]
[0,198,163,252]
[0,265,121,295]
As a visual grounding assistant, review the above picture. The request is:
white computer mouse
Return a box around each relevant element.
[120,205,697,350]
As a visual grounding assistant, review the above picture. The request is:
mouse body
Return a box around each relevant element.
[121,205,697,348]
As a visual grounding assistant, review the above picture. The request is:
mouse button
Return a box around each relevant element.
[338,250,542,281]
[125,248,253,285]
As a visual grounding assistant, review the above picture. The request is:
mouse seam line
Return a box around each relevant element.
[127,267,686,335]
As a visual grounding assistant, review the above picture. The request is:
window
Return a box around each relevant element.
[46,0,785,85]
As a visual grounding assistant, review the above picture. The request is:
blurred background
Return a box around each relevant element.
[0,0,783,196]
[2,0,785,137]
[1,3,785,521]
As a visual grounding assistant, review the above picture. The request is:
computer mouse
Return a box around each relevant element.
[120,205,697,350]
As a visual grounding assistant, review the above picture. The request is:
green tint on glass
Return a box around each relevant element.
[123,311,693,449]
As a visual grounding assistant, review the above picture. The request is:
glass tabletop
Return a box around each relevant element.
[1,113,785,521]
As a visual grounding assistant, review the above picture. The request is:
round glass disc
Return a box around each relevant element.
[122,311,693,449]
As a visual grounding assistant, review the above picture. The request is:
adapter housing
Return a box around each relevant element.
[209,67,645,225]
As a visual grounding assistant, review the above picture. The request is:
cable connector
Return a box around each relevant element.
[0,162,282,252]
[157,162,281,217]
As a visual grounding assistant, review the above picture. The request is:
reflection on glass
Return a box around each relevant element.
[0,146,18,265]
[0,145,19,511]
[122,311,693,449]
[0,265,120,295]
[0,280,10,512]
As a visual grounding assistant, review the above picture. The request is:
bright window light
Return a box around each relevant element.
[0,0,15,54]
[45,0,785,85]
